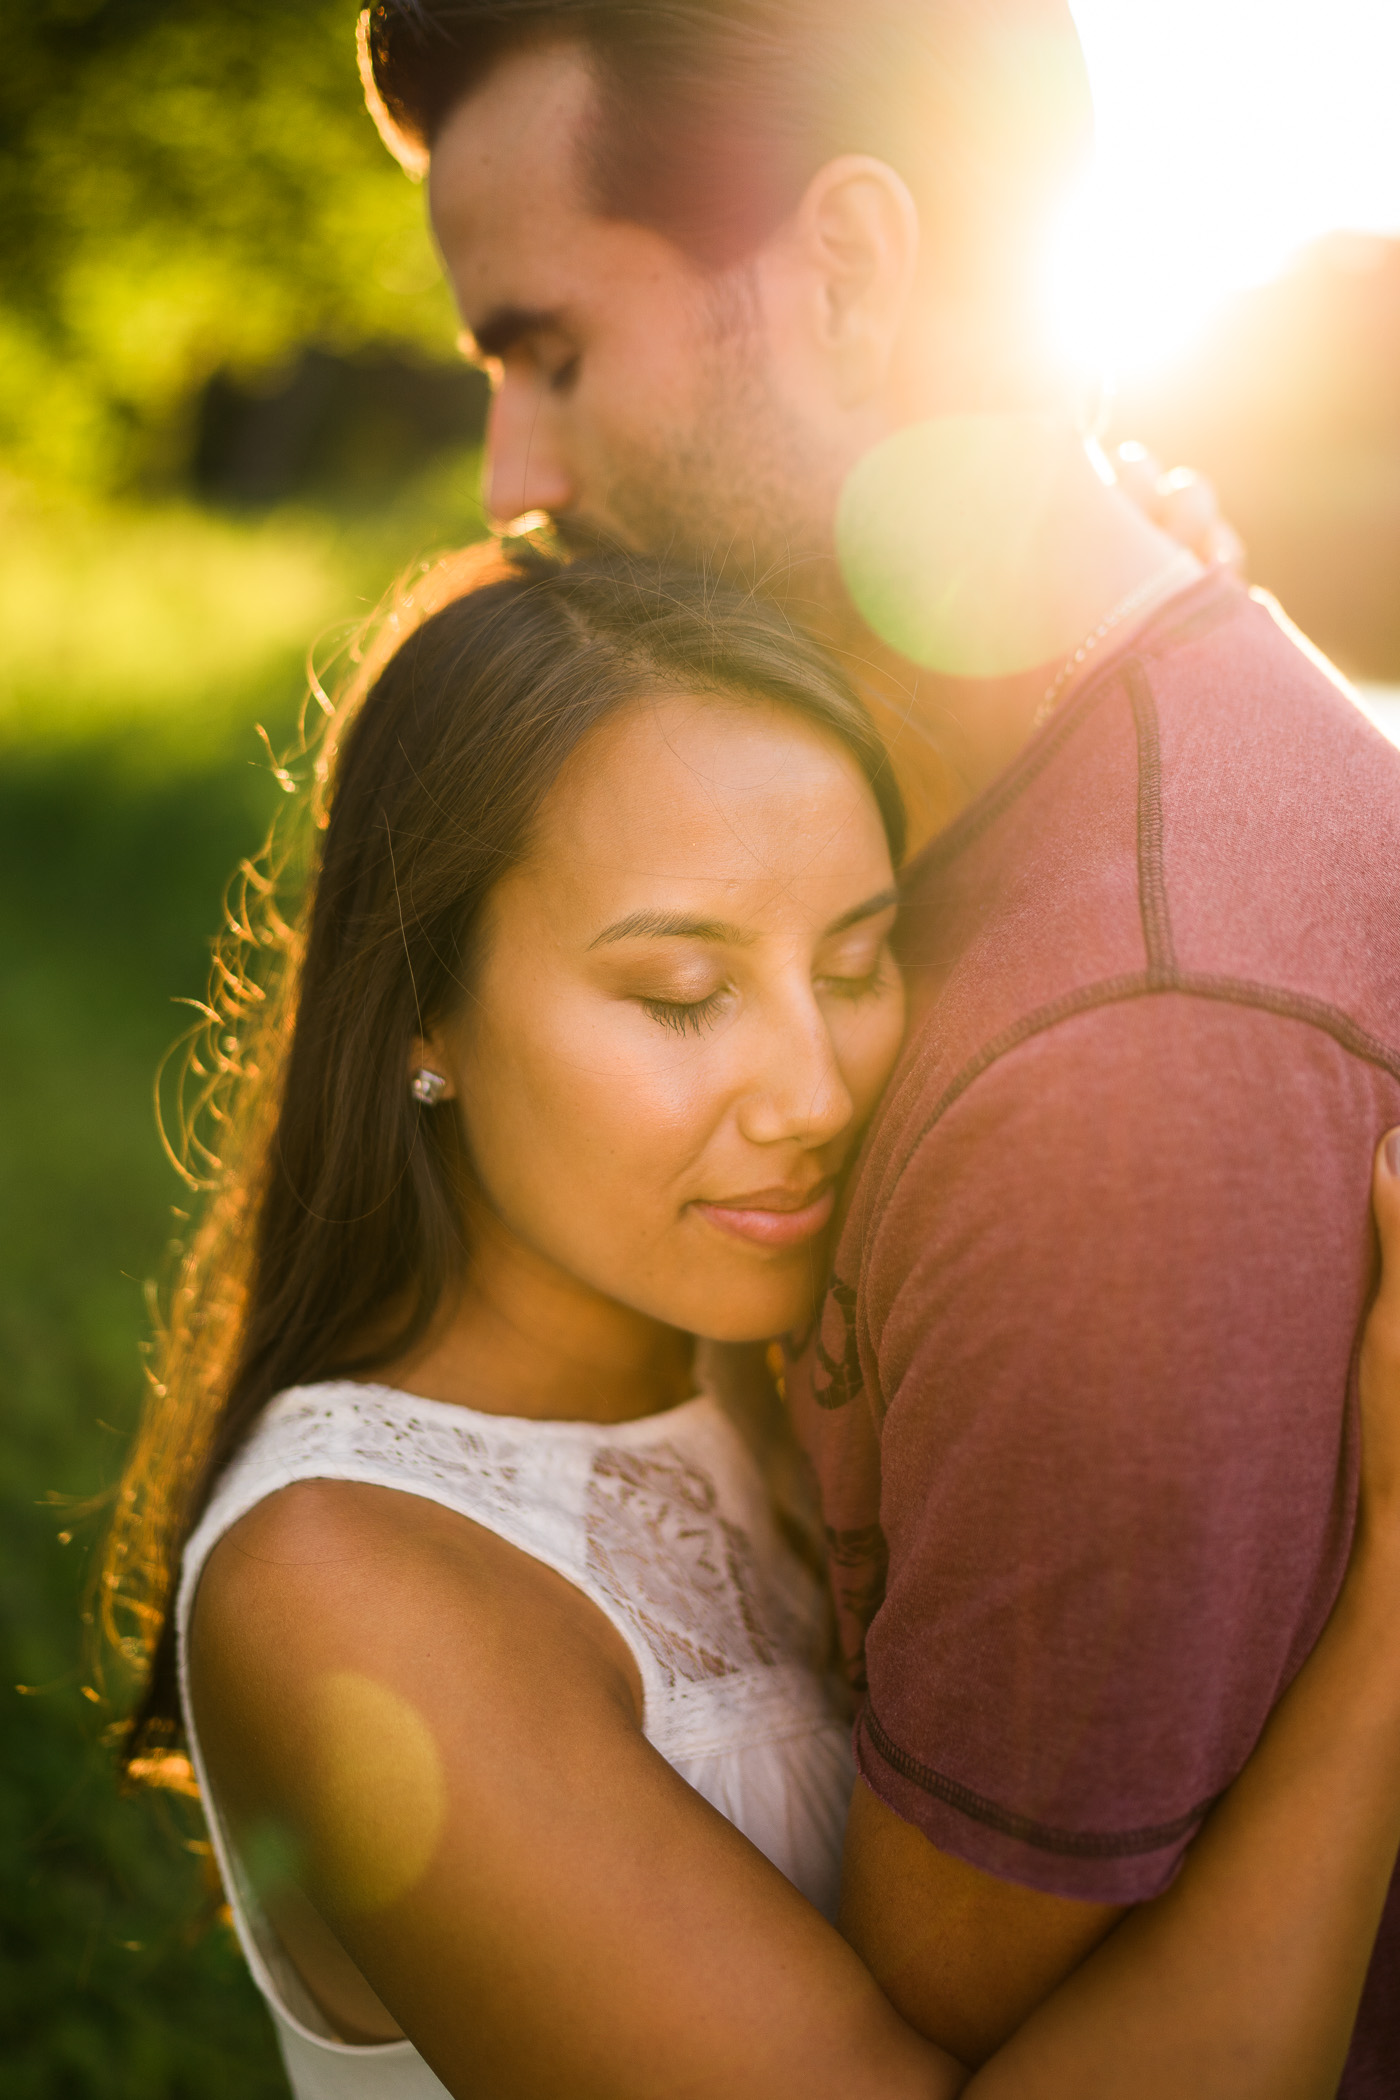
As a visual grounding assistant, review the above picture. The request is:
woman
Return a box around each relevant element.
[107,544,1400,2099]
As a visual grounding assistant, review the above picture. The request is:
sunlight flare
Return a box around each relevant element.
[1052,0,1400,377]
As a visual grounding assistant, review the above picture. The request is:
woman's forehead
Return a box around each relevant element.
[511,689,892,941]
[545,687,875,847]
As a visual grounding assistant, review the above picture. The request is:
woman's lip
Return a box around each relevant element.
[691,1183,836,1250]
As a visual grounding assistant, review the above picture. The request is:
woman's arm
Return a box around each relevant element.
[190,1475,964,2100]
[190,1132,1400,2100]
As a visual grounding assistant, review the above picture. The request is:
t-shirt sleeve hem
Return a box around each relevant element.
[855,1703,1216,1906]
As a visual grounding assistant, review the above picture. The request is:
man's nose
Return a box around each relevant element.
[736,993,855,1152]
[484,374,575,524]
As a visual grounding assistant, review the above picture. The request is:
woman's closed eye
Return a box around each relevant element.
[636,949,894,1037]
[815,924,897,1003]
[639,988,731,1037]
[816,957,892,1002]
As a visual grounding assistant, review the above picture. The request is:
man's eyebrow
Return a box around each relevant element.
[589,889,899,951]
[466,305,563,362]
[589,911,757,950]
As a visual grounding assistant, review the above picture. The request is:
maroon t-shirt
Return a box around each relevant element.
[787,572,1400,2094]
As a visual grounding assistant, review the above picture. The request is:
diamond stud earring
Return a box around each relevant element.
[410,1067,449,1106]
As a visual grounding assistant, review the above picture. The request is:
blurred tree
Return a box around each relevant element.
[0,0,457,494]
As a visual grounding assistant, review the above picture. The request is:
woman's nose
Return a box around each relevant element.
[736,997,855,1152]
[484,375,575,524]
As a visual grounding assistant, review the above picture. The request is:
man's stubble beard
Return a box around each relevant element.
[558,273,850,635]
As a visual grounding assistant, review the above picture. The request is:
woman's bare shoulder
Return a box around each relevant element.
[182,1482,948,2099]
[203,1475,401,1576]
[189,1477,643,1773]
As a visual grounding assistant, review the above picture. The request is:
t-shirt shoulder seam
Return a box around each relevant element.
[860,1699,1221,1858]
[911,663,1132,879]
[905,574,1247,884]
[881,971,1400,1197]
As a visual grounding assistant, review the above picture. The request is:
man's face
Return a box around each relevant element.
[428,42,840,590]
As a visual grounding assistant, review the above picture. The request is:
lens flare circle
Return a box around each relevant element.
[836,414,1087,678]
[308,1669,448,1914]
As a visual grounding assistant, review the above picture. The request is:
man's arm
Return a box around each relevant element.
[841,1782,1122,2066]
[837,993,1395,2059]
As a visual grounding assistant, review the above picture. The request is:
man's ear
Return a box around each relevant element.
[792,155,920,408]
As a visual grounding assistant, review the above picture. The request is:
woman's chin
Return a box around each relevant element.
[673,1254,826,1347]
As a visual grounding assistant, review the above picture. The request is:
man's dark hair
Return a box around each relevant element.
[367,0,1093,294]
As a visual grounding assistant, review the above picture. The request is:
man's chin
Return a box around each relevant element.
[548,514,638,562]
[551,513,730,574]
[541,511,732,576]
[535,511,831,618]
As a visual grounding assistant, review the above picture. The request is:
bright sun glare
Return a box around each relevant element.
[1052,0,1400,377]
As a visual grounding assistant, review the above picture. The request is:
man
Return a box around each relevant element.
[366,3,1400,2087]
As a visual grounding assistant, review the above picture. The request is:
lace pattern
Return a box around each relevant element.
[186,1383,840,1763]
[177,1379,854,2088]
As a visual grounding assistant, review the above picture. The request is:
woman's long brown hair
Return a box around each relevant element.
[102,541,905,1768]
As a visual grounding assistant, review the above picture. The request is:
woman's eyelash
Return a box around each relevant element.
[820,960,889,1001]
[640,993,725,1037]
[642,957,889,1036]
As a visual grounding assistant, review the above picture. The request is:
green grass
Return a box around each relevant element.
[0,466,484,2093]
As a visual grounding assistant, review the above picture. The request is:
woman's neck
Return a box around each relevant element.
[372,1203,695,1425]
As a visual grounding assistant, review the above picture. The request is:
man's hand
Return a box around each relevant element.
[1113,440,1246,572]
[839,1780,1124,2067]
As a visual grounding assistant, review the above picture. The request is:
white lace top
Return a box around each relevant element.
[177,1380,855,2100]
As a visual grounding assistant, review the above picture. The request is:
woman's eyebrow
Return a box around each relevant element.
[590,911,755,949]
[590,888,898,950]
[823,886,899,937]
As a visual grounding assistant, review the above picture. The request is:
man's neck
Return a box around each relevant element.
[819,424,1204,850]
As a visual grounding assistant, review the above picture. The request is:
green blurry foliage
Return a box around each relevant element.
[0,414,490,2079]
[0,9,485,2066]
[0,732,296,2091]
[0,0,452,494]
[0,454,486,766]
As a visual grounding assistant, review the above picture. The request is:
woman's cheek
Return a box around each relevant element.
[555,1004,718,1186]
[838,992,906,1123]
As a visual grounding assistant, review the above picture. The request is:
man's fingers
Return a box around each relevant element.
[1200,518,1247,572]
[1358,1131,1400,1523]
[1154,468,1246,571]
[1156,468,1218,550]
[1113,445,1248,574]
[1112,441,1166,516]
[1370,1131,1400,1332]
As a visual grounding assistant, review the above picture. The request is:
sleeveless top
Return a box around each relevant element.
[177,1380,855,2100]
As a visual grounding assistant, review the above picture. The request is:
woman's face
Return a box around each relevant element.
[426,690,905,1341]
